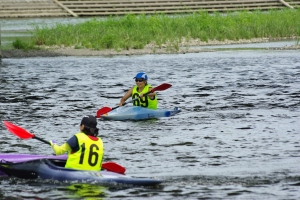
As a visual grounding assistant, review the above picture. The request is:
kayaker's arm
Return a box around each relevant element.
[119,87,133,106]
[50,141,71,155]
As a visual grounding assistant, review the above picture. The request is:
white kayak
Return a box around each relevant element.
[101,106,181,121]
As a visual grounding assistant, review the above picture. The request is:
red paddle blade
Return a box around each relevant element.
[102,161,126,174]
[96,106,112,118]
[3,121,34,139]
[152,83,172,92]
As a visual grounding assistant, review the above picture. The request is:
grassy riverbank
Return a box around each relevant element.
[9,8,300,51]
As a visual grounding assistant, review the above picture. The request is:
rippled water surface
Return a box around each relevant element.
[0,49,300,199]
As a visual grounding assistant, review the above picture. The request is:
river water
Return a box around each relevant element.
[1,18,300,200]
[1,49,300,199]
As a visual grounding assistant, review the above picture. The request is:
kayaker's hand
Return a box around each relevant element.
[49,140,57,146]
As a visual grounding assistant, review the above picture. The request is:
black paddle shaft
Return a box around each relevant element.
[111,89,154,110]
[34,135,51,145]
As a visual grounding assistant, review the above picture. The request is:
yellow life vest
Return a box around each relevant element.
[65,132,104,171]
[132,85,158,109]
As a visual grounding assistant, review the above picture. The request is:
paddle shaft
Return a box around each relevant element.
[34,135,51,145]
[111,89,154,111]
[111,90,152,110]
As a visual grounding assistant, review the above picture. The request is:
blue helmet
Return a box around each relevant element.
[133,72,148,80]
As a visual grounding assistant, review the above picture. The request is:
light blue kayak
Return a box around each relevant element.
[101,106,181,121]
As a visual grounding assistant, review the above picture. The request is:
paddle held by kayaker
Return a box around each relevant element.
[49,115,104,171]
[119,72,158,109]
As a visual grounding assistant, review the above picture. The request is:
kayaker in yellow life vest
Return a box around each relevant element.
[49,115,104,171]
[119,72,158,109]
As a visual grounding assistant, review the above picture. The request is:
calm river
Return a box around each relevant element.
[1,18,300,200]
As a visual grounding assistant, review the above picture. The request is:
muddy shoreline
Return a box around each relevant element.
[1,38,299,58]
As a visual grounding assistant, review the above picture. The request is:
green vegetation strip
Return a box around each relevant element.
[11,9,300,51]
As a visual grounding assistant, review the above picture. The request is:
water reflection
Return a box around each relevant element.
[66,183,108,199]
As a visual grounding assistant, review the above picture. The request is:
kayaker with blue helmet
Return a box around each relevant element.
[50,115,104,171]
[119,72,158,109]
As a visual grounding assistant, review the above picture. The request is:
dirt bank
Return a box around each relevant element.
[1,38,299,58]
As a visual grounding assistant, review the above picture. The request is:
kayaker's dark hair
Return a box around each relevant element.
[80,115,99,136]
[82,126,99,137]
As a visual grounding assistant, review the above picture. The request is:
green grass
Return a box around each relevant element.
[5,8,300,51]
[1,30,33,50]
